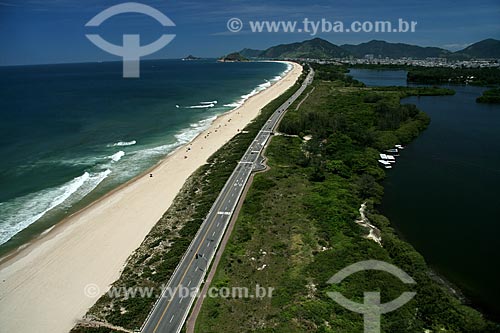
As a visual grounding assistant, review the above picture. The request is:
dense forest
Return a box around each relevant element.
[407,67,500,86]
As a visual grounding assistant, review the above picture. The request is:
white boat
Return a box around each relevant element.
[379,153,396,163]
[378,160,392,169]
[386,155,396,163]
[386,148,399,156]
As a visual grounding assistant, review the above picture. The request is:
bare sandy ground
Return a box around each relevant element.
[0,62,302,333]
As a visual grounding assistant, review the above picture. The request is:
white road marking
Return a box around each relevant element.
[170,315,175,323]
[188,280,192,287]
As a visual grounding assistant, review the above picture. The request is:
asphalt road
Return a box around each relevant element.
[141,66,314,333]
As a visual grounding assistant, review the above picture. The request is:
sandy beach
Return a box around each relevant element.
[0,61,302,333]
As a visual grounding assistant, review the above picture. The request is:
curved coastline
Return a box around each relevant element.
[0,61,302,333]
[0,60,293,255]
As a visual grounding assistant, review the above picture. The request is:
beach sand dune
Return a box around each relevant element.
[0,62,302,333]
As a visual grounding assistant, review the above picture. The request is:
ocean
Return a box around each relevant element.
[349,68,500,319]
[0,59,291,253]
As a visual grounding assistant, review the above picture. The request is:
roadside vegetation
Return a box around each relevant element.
[195,64,498,332]
[70,68,309,333]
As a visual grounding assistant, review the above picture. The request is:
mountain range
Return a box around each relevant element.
[238,38,500,60]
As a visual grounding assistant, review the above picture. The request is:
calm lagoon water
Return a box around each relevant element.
[349,68,500,319]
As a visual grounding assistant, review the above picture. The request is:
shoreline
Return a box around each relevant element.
[0,60,293,264]
[0,61,303,333]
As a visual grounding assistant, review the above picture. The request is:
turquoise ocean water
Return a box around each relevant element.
[0,59,291,253]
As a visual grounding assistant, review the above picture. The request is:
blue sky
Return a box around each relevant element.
[0,0,499,65]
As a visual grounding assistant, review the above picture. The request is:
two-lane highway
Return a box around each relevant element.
[141,65,314,333]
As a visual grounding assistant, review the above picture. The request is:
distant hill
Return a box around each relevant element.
[239,48,264,58]
[230,38,500,60]
[182,55,201,61]
[218,52,248,62]
[259,38,350,59]
[341,40,451,59]
[453,39,500,59]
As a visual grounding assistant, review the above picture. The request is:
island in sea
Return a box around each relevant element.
[217,52,248,62]
[181,54,201,61]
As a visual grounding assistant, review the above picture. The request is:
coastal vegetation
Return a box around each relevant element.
[218,52,248,62]
[194,64,498,332]
[407,67,500,86]
[70,69,309,333]
[476,88,500,103]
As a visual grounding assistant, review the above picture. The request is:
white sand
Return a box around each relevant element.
[0,62,303,333]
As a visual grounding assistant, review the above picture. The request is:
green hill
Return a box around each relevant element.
[453,39,500,59]
[232,38,500,60]
[238,48,264,58]
[341,40,451,59]
[259,38,350,59]
[218,52,248,62]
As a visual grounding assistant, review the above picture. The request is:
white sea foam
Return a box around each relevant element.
[131,143,180,161]
[127,117,216,162]
[258,81,271,90]
[0,169,111,245]
[109,151,125,162]
[241,88,259,100]
[227,64,291,110]
[117,115,218,180]
[224,77,274,111]
[270,75,282,82]
[77,169,111,198]
[223,102,243,108]
[200,100,218,104]
[174,116,217,144]
[187,103,215,109]
[107,140,136,147]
